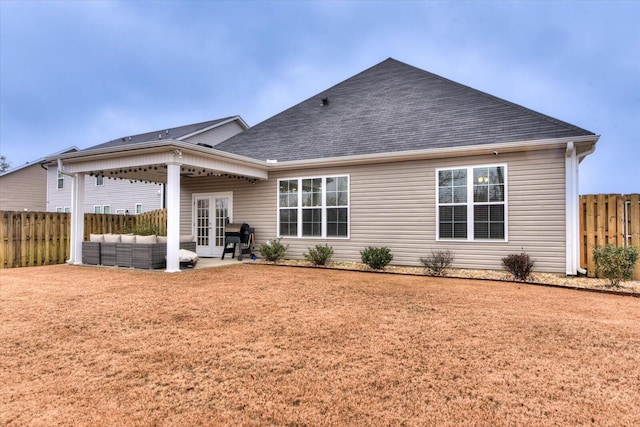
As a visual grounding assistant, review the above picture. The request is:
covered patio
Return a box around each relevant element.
[51,140,268,272]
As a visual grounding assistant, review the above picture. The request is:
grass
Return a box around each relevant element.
[2,264,640,426]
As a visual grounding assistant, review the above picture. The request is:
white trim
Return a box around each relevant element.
[93,205,102,214]
[102,205,111,214]
[277,174,350,239]
[135,203,143,214]
[436,164,508,242]
[268,136,599,170]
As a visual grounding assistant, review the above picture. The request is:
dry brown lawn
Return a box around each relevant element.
[1,264,640,426]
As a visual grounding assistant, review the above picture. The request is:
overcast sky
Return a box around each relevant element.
[1,0,638,194]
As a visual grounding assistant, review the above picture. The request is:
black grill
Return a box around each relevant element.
[221,223,254,261]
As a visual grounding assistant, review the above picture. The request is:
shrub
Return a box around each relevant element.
[259,239,288,262]
[420,250,454,276]
[593,244,639,287]
[502,251,535,281]
[360,246,393,270]
[303,244,334,266]
[124,221,160,236]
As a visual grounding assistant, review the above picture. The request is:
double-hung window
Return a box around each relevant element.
[57,170,64,189]
[437,165,506,241]
[278,175,349,238]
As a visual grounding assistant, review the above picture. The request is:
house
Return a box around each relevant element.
[47,116,248,214]
[50,58,598,273]
[0,147,77,211]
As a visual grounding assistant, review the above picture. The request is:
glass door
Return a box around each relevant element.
[193,192,233,257]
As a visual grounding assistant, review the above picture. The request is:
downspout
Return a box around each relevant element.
[57,159,73,176]
[575,143,596,275]
[565,142,577,275]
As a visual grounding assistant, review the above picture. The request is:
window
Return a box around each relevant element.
[94,206,102,214]
[96,176,104,186]
[56,207,62,213]
[437,165,506,241]
[135,203,143,214]
[103,205,111,214]
[278,175,349,238]
[64,207,70,213]
[57,170,64,189]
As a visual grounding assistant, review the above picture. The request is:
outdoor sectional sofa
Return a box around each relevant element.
[82,234,196,269]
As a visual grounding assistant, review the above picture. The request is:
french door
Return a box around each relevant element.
[193,192,233,257]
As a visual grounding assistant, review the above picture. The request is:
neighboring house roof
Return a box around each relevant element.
[0,146,78,177]
[88,116,247,151]
[214,58,595,162]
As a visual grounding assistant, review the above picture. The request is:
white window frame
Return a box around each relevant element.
[57,170,64,189]
[56,207,63,213]
[135,203,143,214]
[95,176,104,186]
[436,164,508,242]
[93,205,102,214]
[102,205,111,214]
[277,174,350,239]
[116,209,126,214]
[64,207,70,213]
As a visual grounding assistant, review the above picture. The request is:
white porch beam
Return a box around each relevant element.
[166,162,181,272]
[69,173,85,265]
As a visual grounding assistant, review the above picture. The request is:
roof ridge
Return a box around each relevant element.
[110,116,236,142]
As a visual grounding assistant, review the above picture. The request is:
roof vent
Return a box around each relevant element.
[321,97,329,106]
[197,142,213,149]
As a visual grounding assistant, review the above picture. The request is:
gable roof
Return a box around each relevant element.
[214,58,595,162]
[88,116,246,151]
[0,146,78,177]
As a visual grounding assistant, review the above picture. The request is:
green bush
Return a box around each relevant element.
[502,251,535,281]
[124,221,160,236]
[420,250,454,276]
[593,244,639,287]
[258,239,288,262]
[303,244,334,266]
[360,246,393,270]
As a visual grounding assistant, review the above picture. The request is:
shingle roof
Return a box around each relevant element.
[88,117,236,150]
[214,58,594,162]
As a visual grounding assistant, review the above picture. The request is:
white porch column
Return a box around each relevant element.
[69,173,85,265]
[166,162,181,272]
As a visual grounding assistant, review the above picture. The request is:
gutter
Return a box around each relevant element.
[266,135,600,170]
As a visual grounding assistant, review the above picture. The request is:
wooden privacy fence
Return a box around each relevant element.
[1,209,167,268]
[580,194,640,280]
[84,208,167,237]
[0,211,71,268]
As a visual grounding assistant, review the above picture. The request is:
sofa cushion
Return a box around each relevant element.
[136,235,157,244]
[157,236,168,243]
[121,234,136,243]
[180,234,195,242]
[104,234,121,243]
[89,234,105,242]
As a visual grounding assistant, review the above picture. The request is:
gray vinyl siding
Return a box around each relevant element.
[179,148,566,273]
[46,167,163,213]
[0,164,47,211]
[183,121,245,147]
